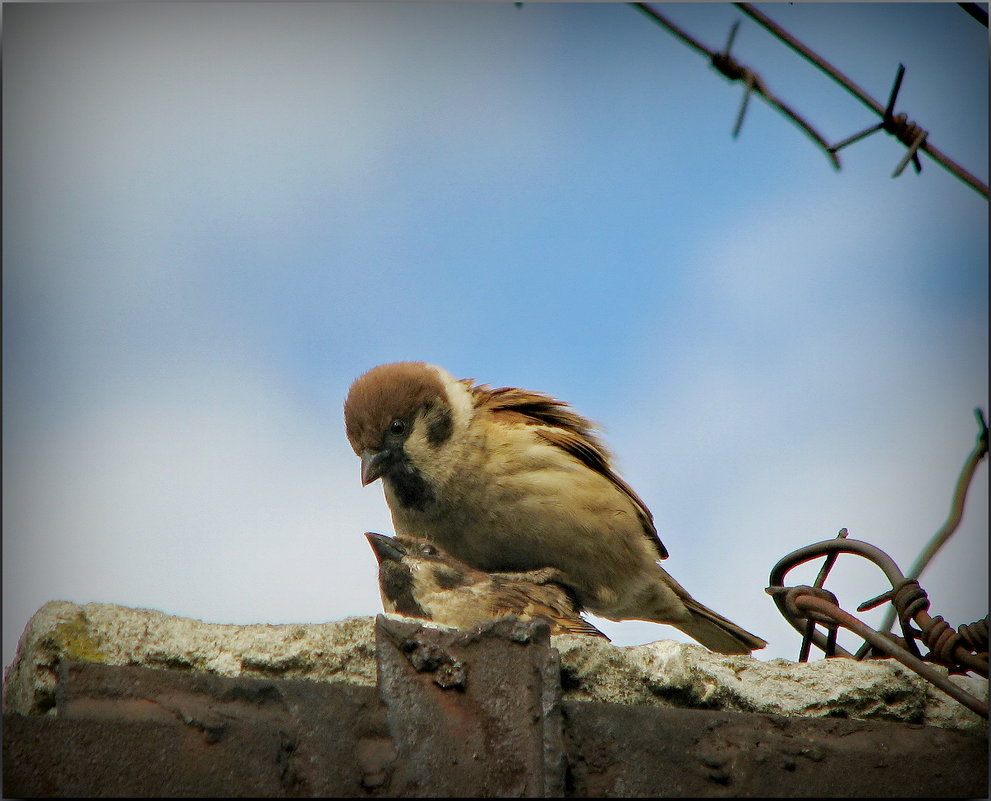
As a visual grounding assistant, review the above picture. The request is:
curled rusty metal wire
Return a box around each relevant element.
[878,409,988,638]
[767,536,988,718]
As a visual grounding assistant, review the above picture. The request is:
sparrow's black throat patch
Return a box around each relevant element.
[380,562,428,619]
[385,458,435,512]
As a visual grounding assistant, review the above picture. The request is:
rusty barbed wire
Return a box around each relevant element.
[733,3,989,198]
[632,3,840,170]
[878,409,989,637]
[767,535,988,718]
[857,579,988,676]
[631,3,988,197]
[767,411,989,716]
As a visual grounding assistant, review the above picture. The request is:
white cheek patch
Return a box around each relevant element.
[428,364,474,431]
[409,565,448,616]
[404,423,433,461]
[396,365,477,489]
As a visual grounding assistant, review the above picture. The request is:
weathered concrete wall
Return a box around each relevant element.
[5,601,987,729]
[3,603,988,797]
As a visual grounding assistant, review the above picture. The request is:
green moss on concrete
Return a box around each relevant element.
[50,614,107,664]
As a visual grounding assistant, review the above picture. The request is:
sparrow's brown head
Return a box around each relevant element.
[344,362,471,515]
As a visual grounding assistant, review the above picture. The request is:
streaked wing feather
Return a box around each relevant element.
[469,382,668,561]
[489,582,609,639]
[534,427,668,562]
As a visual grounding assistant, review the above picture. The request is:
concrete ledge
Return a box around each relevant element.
[4,601,987,730]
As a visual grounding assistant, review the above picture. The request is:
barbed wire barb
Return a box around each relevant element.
[632,3,840,170]
[827,63,928,178]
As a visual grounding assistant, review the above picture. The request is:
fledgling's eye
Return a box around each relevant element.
[389,419,407,436]
[420,543,438,557]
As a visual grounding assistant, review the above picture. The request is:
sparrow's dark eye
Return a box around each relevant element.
[420,543,438,557]
[389,419,407,436]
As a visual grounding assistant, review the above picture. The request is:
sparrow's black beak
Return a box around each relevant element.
[365,532,407,564]
[360,448,391,486]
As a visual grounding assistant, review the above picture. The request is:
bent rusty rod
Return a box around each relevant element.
[795,594,987,718]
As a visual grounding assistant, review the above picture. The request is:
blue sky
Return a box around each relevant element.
[3,2,987,671]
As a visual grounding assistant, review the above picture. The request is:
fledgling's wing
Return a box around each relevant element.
[468,383,668,561]
[487,578,609,639]
[545,613,609,639]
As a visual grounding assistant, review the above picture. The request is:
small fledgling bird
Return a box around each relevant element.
[365,532,607,638]
[345,361,766,654]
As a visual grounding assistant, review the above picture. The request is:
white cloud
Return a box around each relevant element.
[2,353,397,670]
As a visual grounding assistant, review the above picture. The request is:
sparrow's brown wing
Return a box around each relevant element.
[469,384,608,445]
[544,613,610,639]
[468,383,668,562]
[489,580,610,639]
[534,427,668,561]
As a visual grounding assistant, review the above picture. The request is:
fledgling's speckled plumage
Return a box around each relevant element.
[365,532,607,638]
[345,361,766,654]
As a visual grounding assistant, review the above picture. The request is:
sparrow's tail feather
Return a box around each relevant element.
[675,598,768,655]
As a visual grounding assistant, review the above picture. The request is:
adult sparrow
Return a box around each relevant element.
[345,362,766,654]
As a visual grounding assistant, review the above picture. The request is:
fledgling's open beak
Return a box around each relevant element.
[360,448,391,486]
[365,532,407,564]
